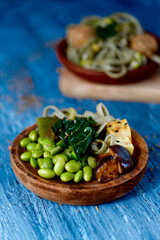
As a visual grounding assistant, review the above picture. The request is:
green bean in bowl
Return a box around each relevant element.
[65,12,160,79]
[19,103,135,183]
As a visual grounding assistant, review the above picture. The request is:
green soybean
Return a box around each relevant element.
[74,170,83,183]
[65,160,81,173]
[38,169,55,179]
[43,151,53,159]
[56,139,67,148]
[63,148,73,160]
[28,130,37,142]
[87,156,97,169]
[38,158,44,168]
[60,172,75,182]
[83,166,93,182]
[35,143,43,150]
[32,149,43,159]
[42,139,55,152]
[20,152,32,161]
[38,137,44,144]
[129,60,141,70]
[51,146,62,156]
[30,157,38,168]
[20,138,31,148]
[26,142,37,152]
[71,150,78,160]
[54,158,65,176]
[53,154,68,165]
[40,158,53,169]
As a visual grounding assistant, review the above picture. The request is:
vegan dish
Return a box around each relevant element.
[19,103,134,183]
[66,12,160,79]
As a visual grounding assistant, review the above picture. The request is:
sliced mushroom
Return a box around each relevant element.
[94,145,133,182]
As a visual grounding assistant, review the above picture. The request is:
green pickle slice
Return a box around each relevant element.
[37,117,57,139]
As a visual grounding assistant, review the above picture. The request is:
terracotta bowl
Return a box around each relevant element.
[10,124,148,205]
[56,33,160,85]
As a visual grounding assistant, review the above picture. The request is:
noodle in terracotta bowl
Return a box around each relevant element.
[56,12,160,84]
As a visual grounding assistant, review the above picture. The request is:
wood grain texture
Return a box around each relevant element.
[59,68,160,102]
[11,124,148,205]
[1,1,160,239]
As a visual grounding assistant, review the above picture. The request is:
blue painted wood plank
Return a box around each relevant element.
[0,1,160,239]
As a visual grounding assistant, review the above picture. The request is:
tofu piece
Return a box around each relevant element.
[106,119,132,141]
[115,137,134,155]
[107,119,134,155]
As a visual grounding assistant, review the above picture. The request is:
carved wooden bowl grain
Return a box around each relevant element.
[10,124,148,205]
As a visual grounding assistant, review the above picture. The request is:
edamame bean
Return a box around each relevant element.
[35,143,43,150]
[134,52,142,61]
[43,151,53,159]
[32,149,43,159]
[42,139,55,152]
[20,152,32,161]
[65,160,81,173]
[71,150,78,160]
[28,130,37,142]
[20,138,31,148]
[38,158,43,168]
[74,170,83,183]
[51,146,62,156]
[87,156,97,169]
[40,157,53,169]
[56,139,67,148]
[129,60,141,70]
[26,142,37,152]
[38,137,43,144]
[38,169,55,179]
[53,154,68,165]
[60,172,75,182]
[83,166,93,182]
[63,148,72,160]
[30,157,38,168]
[54,158,65,176]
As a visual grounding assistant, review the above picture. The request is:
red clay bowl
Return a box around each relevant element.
[56,33,160,85]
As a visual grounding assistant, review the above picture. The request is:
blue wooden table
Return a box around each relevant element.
[0,1,160,239]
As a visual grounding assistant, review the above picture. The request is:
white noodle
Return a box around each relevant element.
[66,12,147,79]
[43,103,117,155]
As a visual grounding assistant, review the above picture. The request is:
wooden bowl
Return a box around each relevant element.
[56,34,160,85]
[10,124,148,205]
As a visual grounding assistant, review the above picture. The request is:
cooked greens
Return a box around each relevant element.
[95,20,118,39]
[52,117,98,158]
